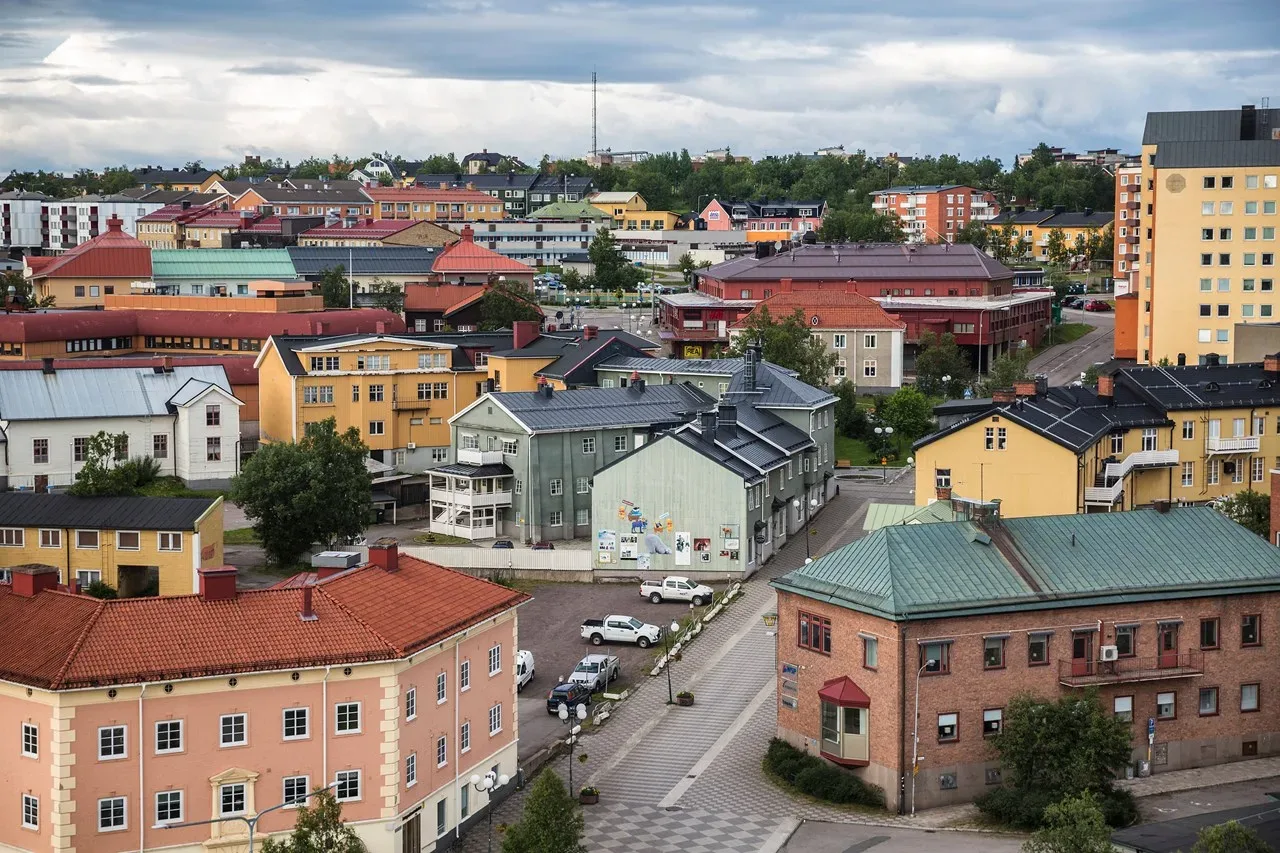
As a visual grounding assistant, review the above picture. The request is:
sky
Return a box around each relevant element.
[2,0,1279,174]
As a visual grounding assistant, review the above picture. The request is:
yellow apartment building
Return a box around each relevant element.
[914,359,1280,518]
[587,191,681,230]
[1125,105,1280,365]
[365,187,506,223]
[0,493,224,596]
[985,208,1113,263]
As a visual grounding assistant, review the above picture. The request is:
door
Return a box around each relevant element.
[1071,632,1093,677]
[1158,624,1179,668]
[33,475,48,494]
[400,811,420,853]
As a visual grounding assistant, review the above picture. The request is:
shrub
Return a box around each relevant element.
[763,738,884,808]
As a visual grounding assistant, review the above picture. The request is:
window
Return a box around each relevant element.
[575,508,589,526]
[282,776,309,808]
[335,770,361,802]
[1115,625,1136,657]
[985,427,995,450]
[1201,253,1213,265]
[582,437,595,454]
[863,636,878,669]
[436,735,447,767]
[1199,686,1220,717]
[336,703,360,733]
[832,333,846,349]
[1204,176,1216,189]
[937,713,958,741]
[488,644,502,675]
[1182,420,1194,440]
[368,421,385,436]
[614,435,628,452]
[39,529,60,548]
[21,723,37,758]
[283,708,308,739]
[549,478,563,496]
[22,795,38,830]
[997,427,1007,450]
[220,713,246,747]
[1141,428,1157,452]
[405,753,418,787]
[1208,459,1220,485]
[1242,614,1261,646]
[798,611,832,654]
[32,438,48,464]
[113,530,140,551]
[205,404,221,427]
[1028,634,1049,665]
[99,725,126,759]
[155,720,183,753]
[983,709,1002,736]
[1254,457,1265,482]
[488,703,502,735]
[1242,683,1260,712]
[153,434,168,459]
[436,799,448,837]
[368,384,384,402]
[921,641,951,674]
[549,510,563,526]
[436,671,447,704]
[1114,695,1134,722]
[206,436,222,462]
[219,783,246,817]
[863,359,877,378]
[158,531,182,551]
[1157,691,1176,720]
[461,722,471,753]
[935,468,951,489]
[156,790,183,823]
[99,796,127,831]
[502,439,518,455]
[1110,432,1124,454]
[983,636,1006,669]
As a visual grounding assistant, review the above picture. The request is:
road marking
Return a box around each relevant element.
[657,678,776,807]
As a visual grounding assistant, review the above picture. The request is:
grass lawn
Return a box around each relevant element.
[834,435,910,467]
[1042,322,1093,349]
[411,532,472,546]
[139,477,229,500]
[223,528,260,545]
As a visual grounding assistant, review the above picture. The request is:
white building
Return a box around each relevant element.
[42,194,162,251]
[0,191,51,249]
[0,363,243,491]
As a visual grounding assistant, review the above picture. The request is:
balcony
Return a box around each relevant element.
[1206,435,1261,454]
[1104,449,1179,479]
[430,485,512,508]
[1126,200,1140,210]
[392,397,431,412]
[1058,650,1203,686]
[457,448,504,466]
[1125,234,1139,244]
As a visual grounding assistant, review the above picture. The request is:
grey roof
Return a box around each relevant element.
[879,184,966,193]
[133,190,223,206]
[417,173,538,191]
[0,365,232,421]
[287,246,441,277]
[1038,210,1114,228]
[721,199,827,218]
[55,193,141,203]
[1143,107,1280,145]
[249,182,371,204]
[1156,140,1280,169]
[132,167,219,183]
[1110,802,1280,853]
[167,377,224,407]
[988,210,1055,225]
[529,337,654,385]
[701,243,1013,283]
[0,191,52,200]
[732,402,813,451]
[1121,360,1280,411]
[430,462,512,478]
[488,384,715,433]
[0,493,218,530]
[596,356,837,409]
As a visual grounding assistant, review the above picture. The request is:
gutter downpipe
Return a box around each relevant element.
[897,618,908,815]
[322,666,332,783]
[138,683,148,852]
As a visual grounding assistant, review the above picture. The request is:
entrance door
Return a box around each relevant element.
[1158,624,1179,668]
[1071,632,1093,677]
[33,475,48,493]
[401,811,421,853]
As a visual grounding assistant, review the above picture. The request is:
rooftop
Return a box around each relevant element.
[0,493,219,531]
[433,226,533,275]
[589,191,643,204]
[701,243,1013,282]
[596,355,836,409]
[1143,106,1280,145]
[732,290,906,331]
[298,219,418,240]
[0,364,233,421]
[29,217,152,280]
[151,249,298,281]
[527,200,612,221]
[365,186,500,204]
[288,246,441,276]
[876,184,972,194]
[476,383,715,433]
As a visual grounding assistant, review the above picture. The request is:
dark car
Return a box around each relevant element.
[1063,297,1084,309]
[492,540,514,549]
[546,682,593,714]
[531,541,555,550]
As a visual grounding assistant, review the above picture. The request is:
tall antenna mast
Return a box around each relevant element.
[591,69,597,156]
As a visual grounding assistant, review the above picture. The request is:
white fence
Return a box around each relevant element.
[403,546,594,581]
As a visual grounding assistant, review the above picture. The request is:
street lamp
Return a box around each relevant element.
[557,701,588,789]
[470,770,511,853]
[791,497,819,562]
[156,781,341,853]
[662,619,681,704]
[910,659,936,817]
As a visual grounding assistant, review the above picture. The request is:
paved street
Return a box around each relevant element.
[778,821,1024,852]
[1029,307,1115,386]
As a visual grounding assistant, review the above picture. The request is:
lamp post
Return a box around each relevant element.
[910,659,936,817]
[976,305,1011,375]
[556,701,588,789]
[662,618,681,704]
[874,426,894,480]
[156,781,341,853]
[470,770,511,853]
[791,497,819,562]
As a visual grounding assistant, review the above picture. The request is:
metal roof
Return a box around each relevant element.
[1110,802,1280,853]
[0,365,232,420]
[863,501,960,531]
[288,246,441,277]
[0,493,218,530]
[1143,107,1280,145]
[488,384,715,432]
[701,243,1013,282]
[1155,140,1280,169]
[773,507,1280,620]
[596,356,836,409]
[151,249,298,281]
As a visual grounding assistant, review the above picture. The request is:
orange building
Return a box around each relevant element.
[431,226,536,286]
[870,185,1000,243]
[365,187,506,224]
[26,216,152,307]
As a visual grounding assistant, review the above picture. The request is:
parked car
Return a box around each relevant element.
[640,576,715,605]
[568,653,620,692]
[1063,297,1084,309]
[515,649,535,691]
[580,615,662,648]
[1084,299,1112,312]
[531,541,555,550]
[546,682,593,714]
[492,540,514,549]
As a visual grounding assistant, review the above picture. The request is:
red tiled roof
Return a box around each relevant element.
[404,283,487,312]
[0,308,406,344]
[0,554,528,689]
[137,201,220,223]
[365,187,498,204]
[432,226,534,275]
[0,355,259,385]
[32,216,152,280]
[300,219,416,240]
[730,289,906,331]
[238,216,286,234]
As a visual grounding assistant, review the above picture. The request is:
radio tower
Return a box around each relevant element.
[591,69,597,156]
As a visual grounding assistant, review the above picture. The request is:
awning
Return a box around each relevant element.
[370,491,397,506]
[818,676,871,709]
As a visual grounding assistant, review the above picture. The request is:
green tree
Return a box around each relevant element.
[1022,792,1114,853]
[1045,268,1073,305]
[677,252,697,283]
[1044,228,1070,267]
[587,228,641,292]
[83,580,118,600]
[913,331,974,399]
[989,223,1020,265]
[831,379,868,439]
[1191,820,1273,853]
[728,305,837,388]
[816,210,906,243]
[366,277,404,314]
[69,432,139,496]
[1217,490,1270,538]
[318,265,351,308]
[1,268,56,308]
[980,348,1033,396]
[560,268,585,291]
[501,771,585,853]
[260,788,366,853]
[878,385,934,442]
[952,221,989,250]
[480,281,543,330]
[230,418,372,566]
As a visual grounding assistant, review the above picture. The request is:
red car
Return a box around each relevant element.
[1083,299,1113,312]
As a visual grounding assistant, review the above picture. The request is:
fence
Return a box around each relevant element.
[402,545,595,582]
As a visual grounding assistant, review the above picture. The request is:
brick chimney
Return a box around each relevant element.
[513,320,540,350]
[1097,373,1114,400]
[460,225,475,242]
[1265,352,1280,377]
[300,586,317,622]
[992,388,1016,403]
[1013,379,1037,397]
[10,565,61,597]
[780,277,793,293]
[198,566,238,601]
[439,182,448,190]
[106,214,124,232]
[936,486,952,501]
[368,538,399,572]
[583,325,598,341]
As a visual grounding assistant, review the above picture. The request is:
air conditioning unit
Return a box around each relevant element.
[1099,645,1119,662]
[406,442,417,450]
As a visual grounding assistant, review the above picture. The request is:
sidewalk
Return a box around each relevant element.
[1118,755,1280,798]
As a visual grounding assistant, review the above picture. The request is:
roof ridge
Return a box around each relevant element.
[51,595,109,689]
[313,569,403,655]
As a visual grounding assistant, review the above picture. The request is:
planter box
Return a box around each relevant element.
[579,793,600,805]
[676,695,695,707]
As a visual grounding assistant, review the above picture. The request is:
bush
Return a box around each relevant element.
[975,783,1136,831]
[763,738,884,808]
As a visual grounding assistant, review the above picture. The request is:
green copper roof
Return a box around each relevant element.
[862,501,958,531]
[527,200,611,220]
[774,507,1280,620]
[151,249,298,280]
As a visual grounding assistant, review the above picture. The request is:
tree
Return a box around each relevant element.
[1191,820,1272,853]
[480,281,543,330]
[69,432,139,496]
[366,277,404,314]
[990,223,1021,265]
[230,418,372,566]
[1022,792,1114,853]
[816,210,906,243]
[677,252,697,283]
[952,221,989,251]
[587,228,641,292]
[501,771,585,853]
[1045,268,1073,305]
[318,265,351,308]
[1217,490,1269,538]
[1,269,55,308]
[831,379,868,439]
[913,331,973,399]
[260,788,365,853]
[980,348,1033,396]
[878,385,934,442]
[1044,228,1070,267]
[560,268,584,291]
[728,305,837,388]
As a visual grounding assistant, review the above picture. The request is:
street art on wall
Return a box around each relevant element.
[617,501,674,555]
[596,529,617,564]
[674,532,691,566]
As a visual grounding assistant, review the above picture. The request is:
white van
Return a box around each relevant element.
[515,650,535,692]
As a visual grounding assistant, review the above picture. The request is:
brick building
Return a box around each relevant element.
[772,502,1280,813]
[869,185,1000,243]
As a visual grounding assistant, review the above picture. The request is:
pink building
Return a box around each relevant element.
[698,199,827,234]
[0,542,527,853]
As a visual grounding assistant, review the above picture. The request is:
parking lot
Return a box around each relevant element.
[514,579,725,761]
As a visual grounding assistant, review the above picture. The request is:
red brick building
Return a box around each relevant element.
[869,184,1000,243]
[772,501,1280,813]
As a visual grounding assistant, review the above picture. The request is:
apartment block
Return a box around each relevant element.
[0,191,51,249]
[41,195,160,251]
[870,185,1000,243]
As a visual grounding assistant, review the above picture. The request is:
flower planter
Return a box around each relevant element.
[579,792,600,805]
[676,695,695,707]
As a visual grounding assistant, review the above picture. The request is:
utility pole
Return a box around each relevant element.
[591,70,597,157]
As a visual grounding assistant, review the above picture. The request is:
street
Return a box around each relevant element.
[779,821,1024,852]
[1029,306,1115,386]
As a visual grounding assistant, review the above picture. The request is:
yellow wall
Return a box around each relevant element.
[257,345,296,443]
[138,220,180,248]
[589,194,647,219]
[486,355,556,392]
[35,277,133,307]
[371,198,505,222]
[984,220,1112,258]
[617,211,680,231]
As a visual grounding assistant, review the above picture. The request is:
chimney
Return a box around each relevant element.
[1035,374,1048,396]
[1153,499,1171,514]
[300,586,317,621]
[10,565,60,597]
[41,357,55,374]
[1265,353,1280,377]
[106,214,125,232]
[992,388,1016,403]
[538,380,553,399]
[466,182,475,191]
[1177,353,1187,366]
[512,320,541,350]
[1205,352,1222,367]
[162,355,173,372]
[367,538,400,572]
[181,201,191,210]
[583,325,598,341]
[1241,104,1258,141]
[780,277,793,294]
[700,410,717,441]
[936,486,952,502]
[634,377,645,392]
[1097,373,1114,400]
[198,566,238,601]
[719,404,737,426]
[1013,379,1037,398]
[1083,207,1093,216]
[744,346,758,391]
[375,321,388,334]
[439,182,448,190]
[460,225,475,242]
[1053,204,1066,214]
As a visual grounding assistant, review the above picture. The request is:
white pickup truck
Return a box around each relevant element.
[580,615,662,648]
[569,654,621,692]
[640,576,715,605]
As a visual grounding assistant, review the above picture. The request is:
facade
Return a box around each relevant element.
[1123,105,1280,365]
[870,185,1000,243]
[587,150,651,169]
[913,356,1280,518]
[231,182,374,219]
[0,541,527,853]
[728,288,906,388]
[698,199,827,236]
[0,494,223,595]
[526,174,597,211]
[1016,146,1137,168]
[1,191,51,250]
[587,192,680,231]
[468,219,599,267]
[655,292,756,359]
[27,216,152,308]
[986,208,1114,265]
[132,166,224,192]
[148,250,300,296]
[431,227,537,286]
[415,174,538,217]
[772,503,1280,812]
[297,219,458,248]
[462,150,526,174]
[365,188,505,224]
[136,201,219,249]
[39,195,160,252]
[1113,160,1144,303]
[0,363,242,491]
[403,287,543,334]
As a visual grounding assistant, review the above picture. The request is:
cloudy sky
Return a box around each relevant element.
[2,0,1278,174]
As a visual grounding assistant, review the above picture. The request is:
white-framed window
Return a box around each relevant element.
[832,333,846,349]
[21,723,37,758]
[76,529,99,549]
[1208,459,1220,485]
[582,437,595,454]
[158,531,182,551]
[369,420,385,436]
[436,672,447,704]
[37,528,60,549]
[405,688,417,721]
[460,659,471,691]
[502,439,518,455]
[0,527,25,547]
[406,753,418,787]
[116,530,141,551]
[155,720,183,754]
[1141,428,1157,452]
[335,702,360,734]
[436,735,447,767]
[283,708,308,739]
[335,769,361,802]
[488,644,501,675]
[1253,457,1265,482]
[549,510,563,526]
[549,478,563,496]
[220,713,247,747]
[863,333,877,349]
[98,796,127,832]
[283,776,309,807]
[22,794,38,830]
[575,476,589,494]
[155,790,183,823]
[1182,420,1194,440]
[575,508,590,526]
[220,783,246,816]
[488,703,502,735]
[1181,462,1194,487]
[863,359,877,378]
[99,725,126,760]
[614,435,628,452]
